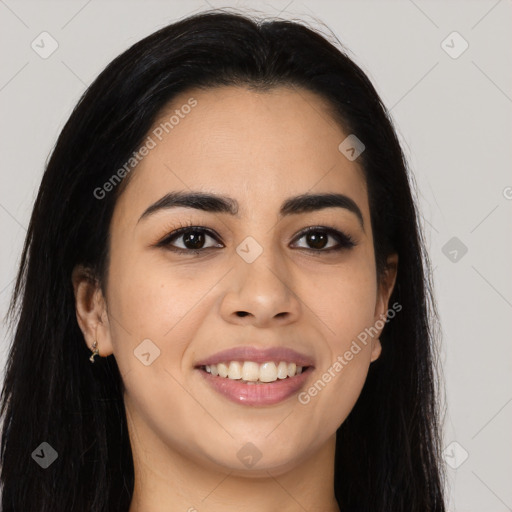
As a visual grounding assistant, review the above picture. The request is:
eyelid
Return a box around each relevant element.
[156,222,357,253]
[156,224,222,249]
[290,225,356,249]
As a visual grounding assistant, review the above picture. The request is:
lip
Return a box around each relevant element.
[197,366,314,406]
[194,345,315,367]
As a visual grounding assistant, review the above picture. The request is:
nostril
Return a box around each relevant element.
[236,311,250,317]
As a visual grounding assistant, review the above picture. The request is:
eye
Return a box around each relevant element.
[291,226,356,252]
[157,226,223,254]
[156,223,356,255]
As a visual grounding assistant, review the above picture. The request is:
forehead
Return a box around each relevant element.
[115,85,369,222]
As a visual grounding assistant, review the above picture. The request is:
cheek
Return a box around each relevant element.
[297,258,377,422]
[106,254,220,366]
[310,257,378,344]
[105,261,215,430]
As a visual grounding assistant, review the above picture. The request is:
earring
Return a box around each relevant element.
[89,340,100,363]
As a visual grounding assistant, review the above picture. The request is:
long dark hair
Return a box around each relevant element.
[0,9,446,511]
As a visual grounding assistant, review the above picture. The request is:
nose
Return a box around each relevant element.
[219,251,302,329]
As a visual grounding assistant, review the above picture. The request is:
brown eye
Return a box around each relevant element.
[158,227,223,253]
[305,231,329,249]
[181,230,206,250]
[292,227,356,252]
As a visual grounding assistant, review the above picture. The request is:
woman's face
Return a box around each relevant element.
[81,85,397,477]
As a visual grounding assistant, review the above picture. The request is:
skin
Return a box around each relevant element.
[73,85,397,512]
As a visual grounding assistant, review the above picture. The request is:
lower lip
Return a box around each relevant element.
[197,367,313,406]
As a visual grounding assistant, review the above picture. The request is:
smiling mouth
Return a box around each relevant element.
[196,362,313,406]
[197,360,312,384]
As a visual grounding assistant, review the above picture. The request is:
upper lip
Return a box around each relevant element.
[194,345,315,368]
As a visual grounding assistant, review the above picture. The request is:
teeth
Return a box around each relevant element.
[228,361,242,380]
[277,361,288,379]
[204,361,305,382]
[241,361,260,382]
[217,362,229,378]
[259,362,277,383]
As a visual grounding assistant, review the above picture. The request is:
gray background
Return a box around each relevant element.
[1,0,511,510]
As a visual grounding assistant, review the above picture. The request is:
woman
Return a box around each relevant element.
[0,9,446,512]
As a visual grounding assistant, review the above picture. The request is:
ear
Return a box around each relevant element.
[71,264,114,358]
[370,253,398,363]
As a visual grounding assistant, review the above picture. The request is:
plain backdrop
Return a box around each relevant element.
[0,1,511,510]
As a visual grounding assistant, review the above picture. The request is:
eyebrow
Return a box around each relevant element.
[137,191,365,230]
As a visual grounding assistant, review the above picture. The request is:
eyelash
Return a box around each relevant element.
[156,220,357,255]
